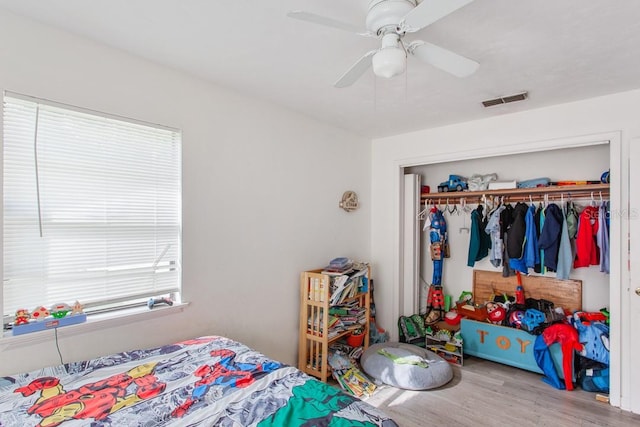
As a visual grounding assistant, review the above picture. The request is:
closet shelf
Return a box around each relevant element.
[421,183,609,204]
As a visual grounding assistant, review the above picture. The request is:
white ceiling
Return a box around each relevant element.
[2,0,640,138]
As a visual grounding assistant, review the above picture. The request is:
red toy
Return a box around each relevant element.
[515,271,525,305]
[14,309,30,325]
[486,302,506,324]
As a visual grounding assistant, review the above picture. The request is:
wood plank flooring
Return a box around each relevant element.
[362,357,640,427]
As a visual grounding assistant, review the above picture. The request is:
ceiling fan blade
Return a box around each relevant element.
[287,10,373,37]
[408,41,479,77]
[334,50,378,88]
[401,0,474,32]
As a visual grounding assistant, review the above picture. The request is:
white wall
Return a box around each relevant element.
[0,10,371,374]
[371,89,640,410]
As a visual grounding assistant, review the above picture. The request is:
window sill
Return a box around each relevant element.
[0,302,190,351]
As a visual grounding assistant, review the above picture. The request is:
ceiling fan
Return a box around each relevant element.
[288,0,479,88]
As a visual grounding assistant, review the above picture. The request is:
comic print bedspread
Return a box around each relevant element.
[0,336,397,427]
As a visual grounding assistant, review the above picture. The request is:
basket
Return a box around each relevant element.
[346,332,365,347]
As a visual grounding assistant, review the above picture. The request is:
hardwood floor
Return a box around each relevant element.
[362,357,640,427]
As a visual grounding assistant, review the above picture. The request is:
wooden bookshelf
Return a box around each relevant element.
[298,266,370,382]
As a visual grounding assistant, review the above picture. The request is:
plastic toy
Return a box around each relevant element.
[522,309,546,332]
[14,308,30,325]
[486,302,506,324]
[425,206,448,324]
[437,175,468,192]
[72,300,84,315]
[147,297,174,309]
[574,311,607,324]
[508,310,525,328]
[458,291,473,304]
[50,303,71,319]
[515,271,525,305]
[444,311,462,326]
[31,306,50,321]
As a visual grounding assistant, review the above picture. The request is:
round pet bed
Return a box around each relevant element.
[360,342,453,390]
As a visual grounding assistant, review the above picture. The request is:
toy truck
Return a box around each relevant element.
[437,175,468,192]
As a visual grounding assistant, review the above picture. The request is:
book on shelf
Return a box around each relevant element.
[329,269,368,306]
[307,276,328,302]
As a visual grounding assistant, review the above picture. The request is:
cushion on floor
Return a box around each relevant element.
[360,342,453,390]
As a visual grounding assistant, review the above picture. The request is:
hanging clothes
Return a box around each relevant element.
[500,204,515,277]
[533,204,543,273]
[524,204,541,270]
[467,205,491,267]
[428,207,447,285]
[506,202,529,259]
[538,203,563,271]
[535,203,546,274]
[485,205,506,267]
[509,203,539,274]
[556,205,573,280]
[597,201,610,274]
[574,206,600,268]
[565,201,580,239]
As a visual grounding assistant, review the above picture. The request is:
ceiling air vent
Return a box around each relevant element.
[482,91,528,108]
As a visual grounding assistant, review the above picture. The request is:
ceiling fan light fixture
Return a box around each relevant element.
[372,47,406,79]
[372,32,406,79]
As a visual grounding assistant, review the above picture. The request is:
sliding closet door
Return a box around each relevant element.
[401,174,421,316]
[628,139,640,414]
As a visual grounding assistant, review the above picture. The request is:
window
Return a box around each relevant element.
[3,93,181,319]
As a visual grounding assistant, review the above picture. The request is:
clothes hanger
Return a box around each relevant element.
[446,198,457,215]
[417,201,429,220]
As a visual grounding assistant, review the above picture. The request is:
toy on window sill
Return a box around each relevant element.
[147,297,174,309]
[11,301,87,335]
[14,308,30,325]
[31,306,50,321]
[50,303,71,318]
[71,300,84,315]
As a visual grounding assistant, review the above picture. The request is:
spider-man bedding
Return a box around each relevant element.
[0,336,397,426]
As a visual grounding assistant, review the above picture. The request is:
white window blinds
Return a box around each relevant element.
[3,93,182,317]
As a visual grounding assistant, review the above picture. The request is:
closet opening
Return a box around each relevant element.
[395,132,623,407]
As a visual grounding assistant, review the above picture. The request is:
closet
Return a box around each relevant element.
[405,144,611,318]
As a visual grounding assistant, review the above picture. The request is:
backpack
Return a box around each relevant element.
[398,314,426,347]
[576,355,609,393]
[572,314,610,365]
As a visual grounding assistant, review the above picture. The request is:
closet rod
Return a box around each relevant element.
[420,183,609,205]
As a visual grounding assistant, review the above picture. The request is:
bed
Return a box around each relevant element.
[0,335,398,426]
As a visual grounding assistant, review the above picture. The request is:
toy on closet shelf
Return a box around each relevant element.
[437,175,468,192]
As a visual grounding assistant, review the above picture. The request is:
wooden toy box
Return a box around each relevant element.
[461,270,582,376]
